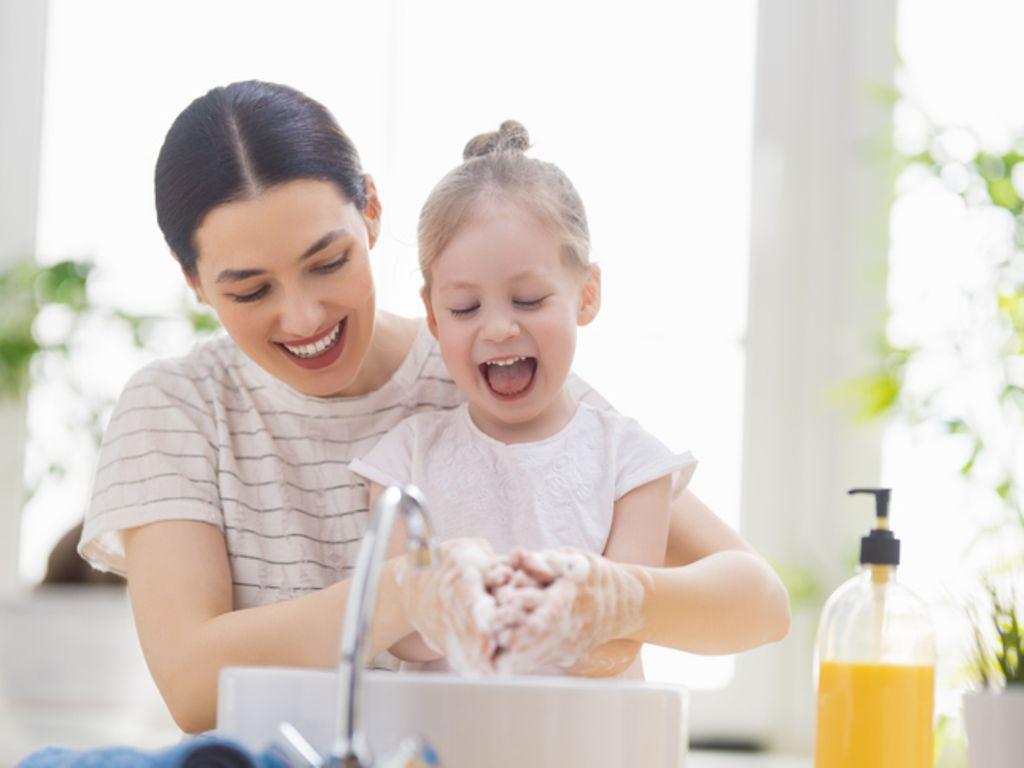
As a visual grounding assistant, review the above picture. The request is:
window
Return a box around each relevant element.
[885,0,1024,723]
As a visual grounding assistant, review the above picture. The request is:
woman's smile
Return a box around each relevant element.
[275,316,348,370]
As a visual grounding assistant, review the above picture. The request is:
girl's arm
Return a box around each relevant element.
[565,474,673,677]
[123,520,411,734]
[603,475,673,567]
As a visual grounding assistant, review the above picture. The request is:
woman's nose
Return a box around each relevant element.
[278,292,328,340]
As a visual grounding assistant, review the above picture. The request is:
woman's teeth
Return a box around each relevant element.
[282,321,343,358]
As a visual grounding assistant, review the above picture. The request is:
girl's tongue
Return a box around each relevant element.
[483,358,537,396]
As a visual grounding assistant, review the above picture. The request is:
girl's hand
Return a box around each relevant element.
[494,547,652,674]
[563,639,644,677]
[392,538,502,674]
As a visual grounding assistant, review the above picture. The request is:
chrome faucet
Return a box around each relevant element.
[272,485,440,768]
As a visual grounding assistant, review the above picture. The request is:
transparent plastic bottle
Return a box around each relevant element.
[813,488,936,768]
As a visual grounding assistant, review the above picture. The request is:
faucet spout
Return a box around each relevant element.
[328,485,438,767]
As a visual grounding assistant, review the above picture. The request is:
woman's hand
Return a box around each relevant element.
[392,538,502,674]
[494,547,652,674]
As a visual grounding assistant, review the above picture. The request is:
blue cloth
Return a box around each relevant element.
[16,735,287,768]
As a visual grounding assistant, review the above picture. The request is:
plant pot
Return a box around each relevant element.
[963,688,1024,768]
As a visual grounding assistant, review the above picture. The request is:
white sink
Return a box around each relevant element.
[217,667,688,767]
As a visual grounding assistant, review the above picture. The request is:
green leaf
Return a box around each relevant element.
[961,439,982,476]
[33,260,91,310]
[830,372,901,422]
[997,479,1013,501]
[945,418,969,434]
[188,309,221,335]
[768,560,823,609]
[978,152,1007,181]
[989,177,1022,212]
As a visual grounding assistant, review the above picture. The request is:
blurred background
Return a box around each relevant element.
[1,0,1021,764]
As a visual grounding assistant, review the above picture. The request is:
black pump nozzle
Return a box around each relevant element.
[848,488,891,519]
[848,487,900,566]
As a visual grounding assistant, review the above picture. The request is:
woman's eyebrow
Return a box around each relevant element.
[297,228,349,262]
[216,267,265,284]
[215,228,350,283]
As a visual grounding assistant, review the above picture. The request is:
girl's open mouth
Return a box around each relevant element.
[479,356,538,401]
[275,317,347,370]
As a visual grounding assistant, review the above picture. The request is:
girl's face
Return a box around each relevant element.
[424,200,600,439]
[187,178,380,397]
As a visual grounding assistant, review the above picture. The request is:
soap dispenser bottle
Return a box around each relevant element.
[813,488,936,768]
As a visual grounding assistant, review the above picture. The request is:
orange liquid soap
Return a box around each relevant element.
[814,660,934,768]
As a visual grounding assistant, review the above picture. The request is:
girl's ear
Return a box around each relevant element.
[421,286,440,339]
[362,175,383,248]
[577,264,601,326]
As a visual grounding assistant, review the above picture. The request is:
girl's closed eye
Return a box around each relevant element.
[513,295,550,309]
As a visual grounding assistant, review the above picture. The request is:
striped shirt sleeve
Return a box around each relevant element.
[78,362,223,576]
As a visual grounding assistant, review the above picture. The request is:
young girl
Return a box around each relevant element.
[350,121,697,674]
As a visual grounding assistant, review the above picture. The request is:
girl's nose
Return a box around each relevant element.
[278,291,329,340]
[481,309,521,343]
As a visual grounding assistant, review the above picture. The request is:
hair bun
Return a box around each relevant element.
[462,120,531,160]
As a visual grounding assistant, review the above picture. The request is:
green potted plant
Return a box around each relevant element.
[0,258,219,587]
[0,259,93,594]
[963,578,1024,767]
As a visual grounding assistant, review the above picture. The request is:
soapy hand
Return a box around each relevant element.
[392,538,500,674]
[492,548,652,674]
[395,542,651,676]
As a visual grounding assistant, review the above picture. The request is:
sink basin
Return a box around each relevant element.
[217,667,688,767]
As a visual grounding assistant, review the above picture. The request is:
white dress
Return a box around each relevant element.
[349,401,697,555]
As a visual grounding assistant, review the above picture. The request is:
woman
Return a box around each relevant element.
[78,81,789,733]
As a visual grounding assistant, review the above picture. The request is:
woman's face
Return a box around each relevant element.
[187,178,380,397]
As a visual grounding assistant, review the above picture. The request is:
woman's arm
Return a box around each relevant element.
[652,487,791,650]
[123,520,411,734]
[505,490,790,669]
[366,481,444,664]
[627,548,791,654]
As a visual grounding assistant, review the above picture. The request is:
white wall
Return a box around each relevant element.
[0,0,49,598]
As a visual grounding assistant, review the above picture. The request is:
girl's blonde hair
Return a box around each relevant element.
[417,120,590,287]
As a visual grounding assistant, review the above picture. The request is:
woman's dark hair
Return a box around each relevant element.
[155,80,367,275]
